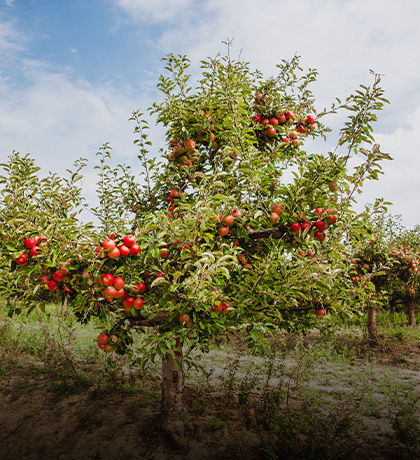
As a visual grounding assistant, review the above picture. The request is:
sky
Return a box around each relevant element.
[1,0,420,228]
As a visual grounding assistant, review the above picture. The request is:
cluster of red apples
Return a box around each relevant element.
[269,204,338,242]
[97,332,120,352]
[99,272,145,313]
[95,234,140,259]
[167,189,184,219]
[14,236,48,268]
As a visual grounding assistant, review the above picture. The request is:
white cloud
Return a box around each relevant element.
[116,0,193,22]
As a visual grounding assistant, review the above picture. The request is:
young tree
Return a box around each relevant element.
[0,48,390,443]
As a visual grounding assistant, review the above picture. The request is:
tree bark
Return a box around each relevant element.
[160,337,187,448]
[367,306,377,340]
[407,301,416,326]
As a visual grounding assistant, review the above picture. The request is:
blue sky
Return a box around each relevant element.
[1,0,420,228]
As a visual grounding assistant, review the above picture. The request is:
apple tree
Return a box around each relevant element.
[0,49,391,441]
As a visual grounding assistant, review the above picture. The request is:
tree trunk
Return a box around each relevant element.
[367,306,377,340]
[160,337,187,448]
[407,301,416,326]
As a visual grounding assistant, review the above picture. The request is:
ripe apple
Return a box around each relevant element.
[102,239,116,252]
[315,309,326,318]
[314,207,323,216]
[218,227,229,237]
[269,212,279,224]
[24,237,36,249]
[285,110,294,120]
[122,296,134,307]
[289,131,298,139]
[262,118,270,125]
[301,222,311,232]
[269,117,279,126]
[265,126,276,137]
[314,231,326,241]
[222,215,235,227]
[133,298,144,310]
[278,113,286,123]
[232,209,242,217]
[160,249,169,258]
[29,246,42,257]
[15,253,28,265]
[220,302,230,312]
[113,277,125,290]
[291,222,301,233]
[212,303,223,313]
[103,344,112,352]
[315,221,328,232]
[326,214,337,225]
[272,204,283,215]
[118,244,130,257]
[282,137,291,144]
[129,243,141,255]
[184,139,196,152]
[37,235,48,244]
[40,275,48,285]
[109,233,115,240]
[306,115,315,124]
[47,279,59,291]
[179,313,191,324]
[253,113,262,123]
[53,269,66,283]
[296,124,305,133]
[98,334,108,345]
[101,273,115,287]
[104,286,117,301]
[108,247,121,259]
[114,288,125,299]
[123,234,136,247]
[170,189,180,198]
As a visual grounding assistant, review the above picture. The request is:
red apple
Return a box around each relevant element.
[272,204,283,215]
[135,282,146,293]
[253,113,262,123]
[102,239,116,252]
[306,115,315,124]
[98,334,108,345]
[212,303,223,313]
[15,253,28,265]
[278,113,286,123]
[118,244,130,257]
[265,126,276,137]
[291,222,301,233]
[108,247,120,259]
[123,234,136,247]
[53,269,66,283]
[24,237,36,249]
[101,273,115,287]
[315,309,326,318]
[113,277,125,290]
[315,221,327,232]
[269,212,279,224]
[218,227,229,237]
[270,117,279,126]
[301,222,311,232]
[184,139,196,152]
[289,131,298,139]
[129,243,141,255]
[222,215,235,227]
[114,288,125,299]
[285,110,294,120]
[314,207,323,216]
[179,313,191,324]
[314,231,326,241]
[133,298,144,310]
[103,286,117,301]
[29,246,42,257]
[47,279,59,291]
[123,296,135,310]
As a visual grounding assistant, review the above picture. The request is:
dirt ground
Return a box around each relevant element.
[1,333,420,460]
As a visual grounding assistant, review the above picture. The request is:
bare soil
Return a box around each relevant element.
[1,332,420,460]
